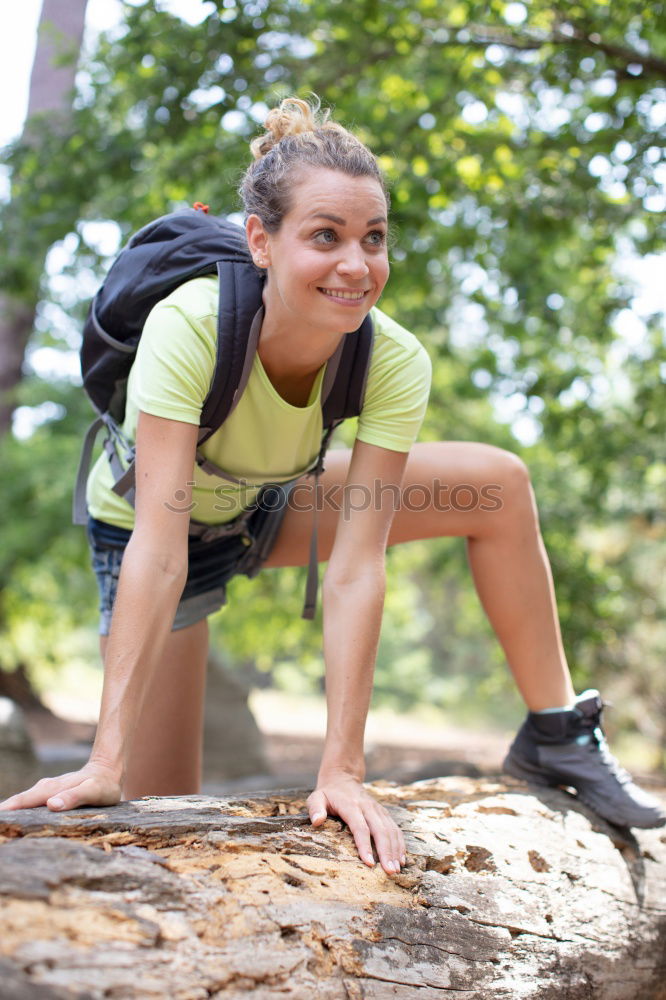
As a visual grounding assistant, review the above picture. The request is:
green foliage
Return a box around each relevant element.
[1,0,664,745]
[0,379,99,684]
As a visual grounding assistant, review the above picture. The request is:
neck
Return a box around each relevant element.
[258,304,345,379]
[256,305,348,408]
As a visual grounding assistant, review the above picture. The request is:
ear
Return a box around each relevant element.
[245,214,272,268]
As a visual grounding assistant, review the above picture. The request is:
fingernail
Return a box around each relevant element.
[49,797,65,810]
[393,859,401,871]
[401,855,406,866]
[364,854,375,866]
[311,812,326,823]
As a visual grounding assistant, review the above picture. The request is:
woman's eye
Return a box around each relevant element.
[365,230,386,247]
[313,229,337,245]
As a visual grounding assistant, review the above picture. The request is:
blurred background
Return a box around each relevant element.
[1,0,664,796]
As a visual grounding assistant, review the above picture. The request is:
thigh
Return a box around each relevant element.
[263,440,525,569]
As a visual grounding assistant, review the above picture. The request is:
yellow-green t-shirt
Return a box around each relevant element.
[86,276,432,530]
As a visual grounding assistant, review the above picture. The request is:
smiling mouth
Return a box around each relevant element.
[318,288,368,301]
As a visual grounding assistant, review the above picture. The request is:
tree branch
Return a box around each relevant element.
[423,20,666,79]
[554,22,666,78]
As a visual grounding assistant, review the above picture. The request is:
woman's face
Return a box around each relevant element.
[248,166,390,338]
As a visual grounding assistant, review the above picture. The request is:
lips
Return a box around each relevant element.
[318,287,368,301]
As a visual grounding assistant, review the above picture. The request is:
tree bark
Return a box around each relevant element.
[1,777,665,998]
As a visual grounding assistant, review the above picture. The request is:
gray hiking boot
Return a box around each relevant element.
[503,690,666,829]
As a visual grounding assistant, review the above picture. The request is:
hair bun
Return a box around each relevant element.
[241,94,388,232]
[250,96,332,160]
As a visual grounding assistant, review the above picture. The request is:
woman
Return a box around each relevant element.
[1,98,663,871]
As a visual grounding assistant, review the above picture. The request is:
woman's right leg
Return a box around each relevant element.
[100,616,210,799]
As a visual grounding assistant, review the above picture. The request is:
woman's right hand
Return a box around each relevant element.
[0,761,122,812]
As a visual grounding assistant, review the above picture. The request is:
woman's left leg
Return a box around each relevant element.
[265,440,665,827]
[268,440,575,710]
[387,442,576,711]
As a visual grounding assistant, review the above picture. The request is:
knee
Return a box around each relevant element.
[489,448,535,515]
[492,448,531,489]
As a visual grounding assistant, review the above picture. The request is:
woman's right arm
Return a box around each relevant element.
[0,411,200,812]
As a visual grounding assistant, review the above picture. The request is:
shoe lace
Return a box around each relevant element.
[585,721,633,787]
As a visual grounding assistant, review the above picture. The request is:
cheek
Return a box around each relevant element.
[376,257,390,288]
[294,249,325,277]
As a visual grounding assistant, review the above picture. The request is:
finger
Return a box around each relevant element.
[393,828,406,868]
[307,790,329,826]
[0,794,21,811]
[347,814,375,868]
[365,805,403,874]
[390,819,406,867]
[387,816,405,868]
[0,774,77,812]
[370,817,400,874]
[369,801,405,869]
[47,777,117,812]
[398,828,407,866]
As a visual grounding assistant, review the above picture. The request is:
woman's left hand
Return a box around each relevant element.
[307,773,406,875]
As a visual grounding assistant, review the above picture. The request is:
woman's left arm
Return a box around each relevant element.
[307,438,409,875]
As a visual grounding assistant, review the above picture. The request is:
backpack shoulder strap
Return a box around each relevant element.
[321,312,374,427]
[301,313,375,620]
[197,260,265,445]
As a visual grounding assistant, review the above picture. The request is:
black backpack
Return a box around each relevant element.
[73,204,374,618]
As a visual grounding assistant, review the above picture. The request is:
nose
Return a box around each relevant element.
[336,241,369,279]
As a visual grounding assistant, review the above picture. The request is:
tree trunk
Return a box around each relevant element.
[0,296,37,434]
[0,665,49,713]
[0,0,88,434]
[25,0,89,124]
[0,698,41,802]
[1,777,665,998]
[0,0,89,710]
[203,653,269,784]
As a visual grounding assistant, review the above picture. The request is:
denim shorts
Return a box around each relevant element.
[87,483,294,635]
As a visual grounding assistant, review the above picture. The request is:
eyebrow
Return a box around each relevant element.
[310,212,387,226]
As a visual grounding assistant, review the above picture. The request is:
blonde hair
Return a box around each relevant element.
[240,96,388,232]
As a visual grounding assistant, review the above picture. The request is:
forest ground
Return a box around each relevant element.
[22,687,666,797]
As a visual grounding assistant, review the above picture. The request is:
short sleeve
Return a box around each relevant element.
[356,308,432,452]
[130,279,218,425]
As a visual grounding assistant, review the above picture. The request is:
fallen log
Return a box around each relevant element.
[1,777,665,999]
